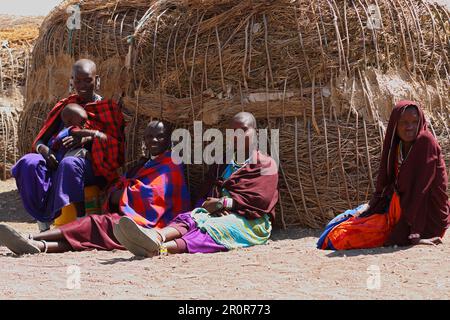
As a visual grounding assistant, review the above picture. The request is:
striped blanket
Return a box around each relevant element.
[107,151,191,228]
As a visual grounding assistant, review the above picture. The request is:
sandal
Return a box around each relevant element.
[0,224,41,255]
[112,222,150,257]
[116,217,163,256]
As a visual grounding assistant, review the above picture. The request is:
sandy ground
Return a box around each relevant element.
[0,179,448,300]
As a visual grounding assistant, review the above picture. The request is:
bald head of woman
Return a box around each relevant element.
[230,112,257,130]
[71,59,98,102]
[72,59,97,75]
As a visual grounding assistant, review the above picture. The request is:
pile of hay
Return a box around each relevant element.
[0,16,40,180]
[20,0,449,228]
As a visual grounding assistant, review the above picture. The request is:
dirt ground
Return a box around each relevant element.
[0,179,448,300]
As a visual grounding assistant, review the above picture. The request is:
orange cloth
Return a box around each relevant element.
[323,192,402,250]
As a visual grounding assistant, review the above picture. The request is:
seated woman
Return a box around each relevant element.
[0,120,191,255]
[112,112,279,258]
[318,100,449,250]
[12,59,125,232]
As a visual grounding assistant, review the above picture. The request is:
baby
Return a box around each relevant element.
[47,103,107,162]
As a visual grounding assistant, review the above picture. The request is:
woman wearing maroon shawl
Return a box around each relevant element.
[318,100,449,250]
[112,112,279,257]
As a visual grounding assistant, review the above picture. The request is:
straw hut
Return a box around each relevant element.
[20,0,449,228]
[0,15,39,179]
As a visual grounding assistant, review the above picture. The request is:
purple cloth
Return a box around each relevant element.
[168,212,228,254]
[11,153,102,222]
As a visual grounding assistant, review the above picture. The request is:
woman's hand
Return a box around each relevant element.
[201,197,221,214]
[95,131,108,142]
[411,237,443,246]
[62,135,82,149]
[62,135,95,149]
[355,203,371,218]
[37,144,59,170]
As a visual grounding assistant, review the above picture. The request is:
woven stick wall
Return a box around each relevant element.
[0,17,35,181]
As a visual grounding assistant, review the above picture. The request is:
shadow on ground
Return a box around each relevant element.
[270,227,322,241]
[0,189,33,223]
[325,245,413,258]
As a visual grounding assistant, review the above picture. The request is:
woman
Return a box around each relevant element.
[112,112,280,257]
[318,100,449,250]
[12,59,125,231]
[0,121,191,255]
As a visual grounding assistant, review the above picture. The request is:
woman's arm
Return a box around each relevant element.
[34,120,61,170]
[62,128,107,149]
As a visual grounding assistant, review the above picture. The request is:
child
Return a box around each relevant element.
[46,103,107,163]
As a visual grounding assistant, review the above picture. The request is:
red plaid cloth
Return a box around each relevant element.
[32,94,125,183]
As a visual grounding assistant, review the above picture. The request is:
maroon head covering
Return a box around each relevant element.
[368,100,449,245]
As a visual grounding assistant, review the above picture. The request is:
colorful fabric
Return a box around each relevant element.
[11,154,103,222]
[198,151,279,221]
[48,126,85,161]
[32,94,125,183]
[188,155,272,250]
[191,208,272,250]
[366,100,449,245]
[48,127,72,151]
[168,212,228,254]
[318,192,402,250]
[316,203,368,249]
[220,156,250,197]
[105,151,191,229]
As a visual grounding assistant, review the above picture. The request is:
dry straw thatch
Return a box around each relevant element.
[0,16,37,180]
[20,0,449,228]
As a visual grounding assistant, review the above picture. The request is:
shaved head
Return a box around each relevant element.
[72,59,97,75]
[71,59,98,102]
[231,112,257,129]
[61,103,88,127]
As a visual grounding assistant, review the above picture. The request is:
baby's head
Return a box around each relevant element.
[61,103,88,128]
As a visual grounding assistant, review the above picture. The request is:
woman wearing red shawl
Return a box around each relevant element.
[0,121,191,255]
[112,112,279,257]
[318,101,449,250]
[11,59,125,232]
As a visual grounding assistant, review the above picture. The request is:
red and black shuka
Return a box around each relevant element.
[12,94,126,223]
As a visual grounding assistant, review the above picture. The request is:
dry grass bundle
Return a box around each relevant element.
[0,15,42,48]
[0,97,20,180]
[0,15,38,180]
[127,0,449,118]
[0,47,30,94]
